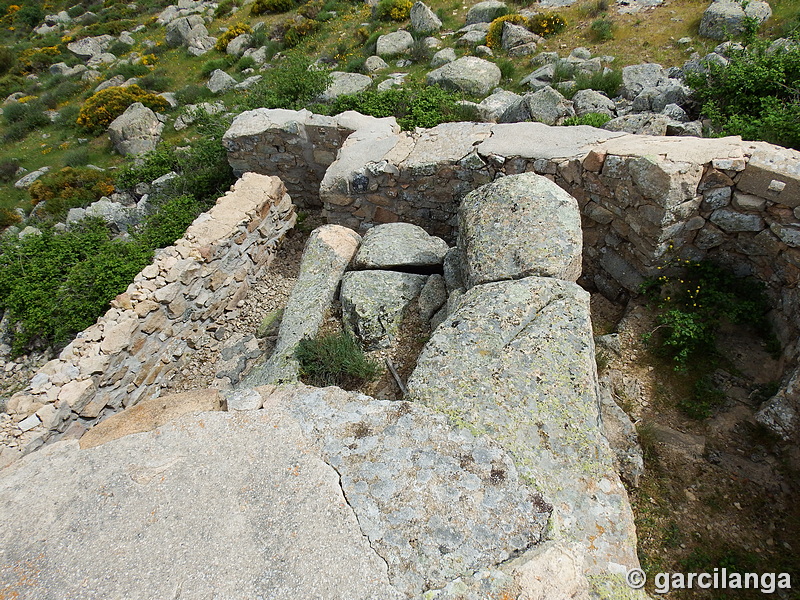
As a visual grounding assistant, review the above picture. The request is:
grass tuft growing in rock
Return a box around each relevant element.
[296,331,380,389]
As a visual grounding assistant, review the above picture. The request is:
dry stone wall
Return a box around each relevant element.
[3,173,296,459]
[223,110,800,363]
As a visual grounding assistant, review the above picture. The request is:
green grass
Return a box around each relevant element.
[296,331,380,389]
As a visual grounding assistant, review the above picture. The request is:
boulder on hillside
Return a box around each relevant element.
[603,113,671,136]
[352,222,449,269]
[165,15,216,55]
[226,32,252,56]
[316,72,372,102]
[376,30,414,57]
[465,0,507,24]
[107,102,164,156]
[458,172,582,286]
[499,86,575,125]
[67,35,114,60]
[364,55,389,72]
[699,0,772,40]
[410,1,442,33]
[619,62,670,100]
[206,69,237,94]
[501,21,543,50]
[426,56,501,96]
[572,88,616,118]
[475,89,522,122]
[430,47,456,67]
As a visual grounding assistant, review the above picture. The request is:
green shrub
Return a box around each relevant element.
[110,62,151,79]
[81,18,136,36]
[528,13,566,37]
[55,104,81,129]
[641,260,772,370]
[251,0,295,15]
[0,46,16,75]
[244,55,331,109]
[41,80,82,108]
[76,85,170,134]
[299,0,324,18]
[138,70,172,92]
[135,194,204,249]
[214,22,252,52]
[686,41,800,150]
[0,220,153,353]
[0,73,25,98]
[0,159,19,182]
[12,4,43,29]
[237,55,256,71]
[572,68,622,98]
[174,83,213,105]
[283,18,321,47]
[115,144,178,189]
[296,331,380,389]
[214,0,236,17]
[200,57,233,77]
[329,85,473,130]
[679,375,726,419]
[107,40,133,57]
[373,0,412,21]
[63,146,91,167]
[28,167,116,220]
[0,207,21,228]
[590,16,615,41]
[2,98,49,141]
[497,58,516,80]
[486,13,529,49]
[562,112,611,127]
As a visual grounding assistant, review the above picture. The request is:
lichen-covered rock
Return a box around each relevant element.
[699,0,772,40]
[572,88,616,118]
[316,71,372,102]
[431,47,456,67]
[458,173,582,286]
[407,276,641,581]
[275,385,552,595]
[410,1,442,33]
[66,34,113,59]
[603,113,671,136]
[418,273,447,321]
[376,30,414,57]
[341,270,428,349]
[107,102,164,156]
[465,0,507,24]
[426,56,501,97]
[353,222,448,269]
[243,224,361,385]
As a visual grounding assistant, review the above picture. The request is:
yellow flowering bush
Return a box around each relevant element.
[214,22,252,51]
[486,13,529,49]
[528,13,567,37]
[374,0,412,21]
[140,53,158,66]
[76,85,169,134]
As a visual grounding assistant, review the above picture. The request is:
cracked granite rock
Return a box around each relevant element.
[407,276,641,592]
[0,384,551,599]
[270,385,552,596]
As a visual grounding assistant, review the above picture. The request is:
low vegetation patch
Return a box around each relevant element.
[28,167,115,221]
[562,112,611,127]
[76,85,170,134]
[686,41,800,150]
[296,331,380,389]
[244,55,331,109]
[326,85,474,130]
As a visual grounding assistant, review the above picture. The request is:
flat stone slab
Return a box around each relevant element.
[407,276,640,581]
[353,222,449,269]
[478,122,624,160]
[0,384,552,599]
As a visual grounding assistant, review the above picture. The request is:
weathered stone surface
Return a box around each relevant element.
[465,0,507,24]
[341,270,428,349]
[364,55,390,72]
[418,274,447,321]
[243,225,361,385]
[206,68,236,94]
[603,113,671,136]
[273,385,551,595]
[619,63,670,100]
[67,34,113,59]
[317,71,372,102]
[57,378,97,412]
[0,402,404,600]
[755,367,798,440]
[407,277,640,581]
[459,173,582,286]
[353,222,448,269]
[225,32,251,56]
[410,1,442,32]
[426,56,501,97]
[709,208,764,232]
[520,85,575,126]
[699,0,772,40]
[377,30,414,57]
[475,89,521,122]
[430,47,456,67]
[164,15,215,54]
[501,21,542,50]
[14,167,50,189]
[80,389,223,449]
[572,88,616,117]
[737,143,800,208]
[599,374,644,488]
[107,102,164,156]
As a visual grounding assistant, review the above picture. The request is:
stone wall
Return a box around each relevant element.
[223,110,800,362]
[3,173,295,459]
